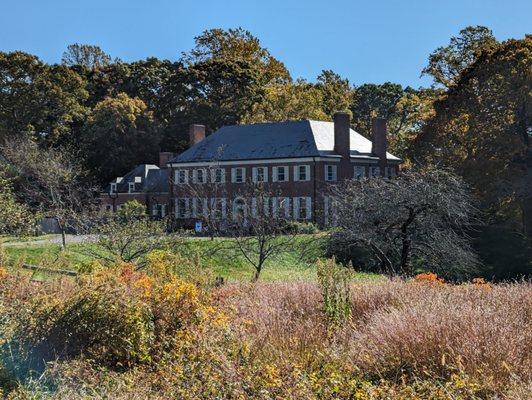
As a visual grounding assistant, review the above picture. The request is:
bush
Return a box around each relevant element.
[316,258,352,323]
[284,220,320,234]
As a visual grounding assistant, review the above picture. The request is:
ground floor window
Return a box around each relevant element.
[176,198,189,219]
[294,197,312,220]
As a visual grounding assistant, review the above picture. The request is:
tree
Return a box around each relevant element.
[0,138,96,248]
[422,26,497,88]
[62,44,112,70]
[182,28,290,84]
[86,200,181,267]
[415,36,532,233]
[226,184,304,282]
[316,70,353,117]
[0,166,34,235]
[82,93,161,184]
[243,80,328,123]
[328,170,479,280]
[0,52,88,146]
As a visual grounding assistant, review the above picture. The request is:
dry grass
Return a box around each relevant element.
[1,263,531,399]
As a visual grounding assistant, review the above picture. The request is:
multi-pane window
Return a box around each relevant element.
[370,166,381,178]
[275,197,290,218]
[386,166,396,178]
[295,197,311,220]
[194,169,206,184]
[232,167,245,183]
[109,183,117,194]
[212,168,225,183]
[128,182,135,193]
[274,166,288,182]
[353,165,366,179]
[176,198,189,219]
[176,170,188,184]
[253,166,267,182]
[295,165,310,181]
[193,198,206,217]
[325,165,337,181]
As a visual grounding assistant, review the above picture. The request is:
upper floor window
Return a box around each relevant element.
[325,165,337,182]
[370,166,381,178]
[231,167,246,183]
[353,165,366,179]
[128,182,135,193]
[212,168,225,183]
[109,183,117,194]
[175,169,188,184]
[273,166,288,182]
[252,166,267,183]
[295,165,310,181]
[194,169,206,184]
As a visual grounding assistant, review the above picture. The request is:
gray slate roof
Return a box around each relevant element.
[108,164,168,193]
[170,120,399,164]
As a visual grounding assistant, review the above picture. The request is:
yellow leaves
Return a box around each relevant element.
[0,266,7,280]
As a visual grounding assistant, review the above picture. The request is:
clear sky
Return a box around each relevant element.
[1,0,530,88]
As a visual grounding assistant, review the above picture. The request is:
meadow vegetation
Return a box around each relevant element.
[0,252,529,399]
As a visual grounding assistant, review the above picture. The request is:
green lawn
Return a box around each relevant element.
[1,235,380,282]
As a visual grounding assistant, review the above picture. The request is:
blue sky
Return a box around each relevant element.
[1,0,530,88]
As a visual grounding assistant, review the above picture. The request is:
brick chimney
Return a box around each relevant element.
[189,124,206,147]
[158,152,175,168]
[371,118,387,175]
[333,112,351,160]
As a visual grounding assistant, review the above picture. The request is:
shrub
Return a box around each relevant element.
[284,221,320,234]
[317,258,352,323]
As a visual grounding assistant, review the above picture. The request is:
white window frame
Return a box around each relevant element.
[128,182,135,193]
[175,198,189,219]
[325,165,337,182]
[252,166,268,183]
[175,169,188,184]
[294,165,310,181]
[273,166,288,182]
[232,197,247,220]
[294,197,312,220]
[193,169,207,184]
[211,168,225,183]
[109,183,117,194]
[370,166,381,178]
[192,197,207,218]
[353,165,366,179]
[231,167,246,183]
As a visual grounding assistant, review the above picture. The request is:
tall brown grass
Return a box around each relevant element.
[1,262,530,399]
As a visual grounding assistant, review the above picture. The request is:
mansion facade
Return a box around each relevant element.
[100,112,400,226]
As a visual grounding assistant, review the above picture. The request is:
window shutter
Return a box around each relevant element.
[306,197,312,220]
[252,167,257,182]
[272,167,278,182]
[251,197,257,217]
[241,168,246,182]
[294,166,299,182]
[221,198,227,218]
[305,165,310,181]
[231,168,236,183]
[293,197,299,219]
[263,168,268,182]
[263,197,269,215]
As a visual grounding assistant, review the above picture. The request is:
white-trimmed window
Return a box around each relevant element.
[109,183,117,194]
[325,165,337,181]
[370,166,381,178]
[152,204,167,217]
[192,198,207,217]
[231,167,246,183]
[386,166,396,178]
[175,169,188,184]
[193,169,207,184]
[211,168,225,183]
[128,182,135,193]
[353,165,366,179]
[272,197,290,218]
[176,198,189,219]
[295,165,310,181]
[232,197,247,221]
[252,166,268,183]
[273,166,288,182]
[294,197,312,220]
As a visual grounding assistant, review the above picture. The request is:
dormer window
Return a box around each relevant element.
[128,182,135,193]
